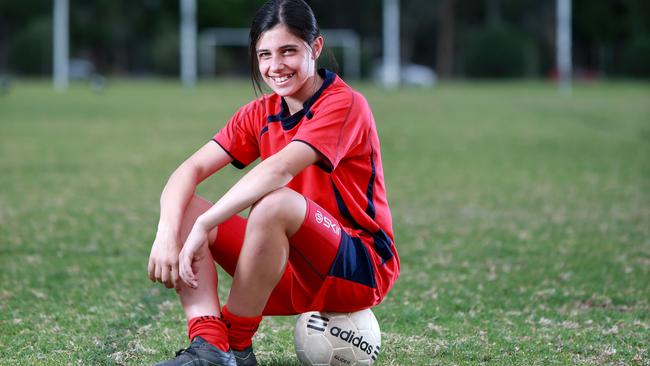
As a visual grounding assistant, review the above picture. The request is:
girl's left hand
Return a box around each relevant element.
[178,222,209,289]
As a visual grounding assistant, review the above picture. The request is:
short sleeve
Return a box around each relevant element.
[213,101,261,169]
[292,92,364,172]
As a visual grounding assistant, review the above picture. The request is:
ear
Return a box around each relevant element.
[311,36,324,60]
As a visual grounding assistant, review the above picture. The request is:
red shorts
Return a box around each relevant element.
[208,197,398,316]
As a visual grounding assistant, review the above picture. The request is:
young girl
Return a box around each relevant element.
[148,0,399,365]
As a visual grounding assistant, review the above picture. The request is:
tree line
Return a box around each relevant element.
[0,0,648,79]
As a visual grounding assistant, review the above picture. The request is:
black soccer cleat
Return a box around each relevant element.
[232,345,258,366]
[155,336,237,366]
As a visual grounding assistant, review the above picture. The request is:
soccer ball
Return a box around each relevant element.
[294,309,381,366]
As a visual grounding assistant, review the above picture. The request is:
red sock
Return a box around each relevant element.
[221,305,263,351]
[187,315,229,352]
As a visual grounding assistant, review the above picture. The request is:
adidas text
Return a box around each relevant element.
[329,326,374,355]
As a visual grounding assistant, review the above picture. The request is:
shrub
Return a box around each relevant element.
[151,30,179,76]
[8,17,52,75]
[621,34,650,78]
[462,26,533,78]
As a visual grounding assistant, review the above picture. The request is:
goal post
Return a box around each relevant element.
[198,28,361,80]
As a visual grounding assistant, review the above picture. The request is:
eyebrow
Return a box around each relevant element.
[256,44,300,53]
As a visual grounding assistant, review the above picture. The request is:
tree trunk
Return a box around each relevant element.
[436,0,455,79]
[486,0,501,27]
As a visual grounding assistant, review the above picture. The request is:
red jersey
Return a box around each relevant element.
[213,69,398,292]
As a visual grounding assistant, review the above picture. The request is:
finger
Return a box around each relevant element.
[164,271,174,288]
[154,263,162,283]
[161,265,171,287]
[178,252,188,285]
[181,253,197,289]
[147,258,155,282]
[182,256,195,287]
[171,264,180,290]
[191,258,201,277]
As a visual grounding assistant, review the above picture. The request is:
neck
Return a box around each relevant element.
[284,72,324,115]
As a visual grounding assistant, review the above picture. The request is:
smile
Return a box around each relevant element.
[271,73,295,85]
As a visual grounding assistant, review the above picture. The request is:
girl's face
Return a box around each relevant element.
[255,24,322,100]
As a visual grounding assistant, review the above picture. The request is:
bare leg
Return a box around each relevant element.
[176,195,221,320]
[226,188,306,317]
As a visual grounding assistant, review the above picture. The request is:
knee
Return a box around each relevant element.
[248,188,306,233]
[180,195,216,243]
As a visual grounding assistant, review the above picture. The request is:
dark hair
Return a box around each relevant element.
[249,0,321,95]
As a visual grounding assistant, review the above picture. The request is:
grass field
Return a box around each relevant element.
[1,79,649,365]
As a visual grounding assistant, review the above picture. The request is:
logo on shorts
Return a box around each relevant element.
[315,210,341,235]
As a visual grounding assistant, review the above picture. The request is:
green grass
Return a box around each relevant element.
[1,79,649,365]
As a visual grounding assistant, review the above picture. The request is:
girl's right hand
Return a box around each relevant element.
[147,228,181,289]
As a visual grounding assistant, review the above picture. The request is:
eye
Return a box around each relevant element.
[258,52,271,60]
[282,48,297,55]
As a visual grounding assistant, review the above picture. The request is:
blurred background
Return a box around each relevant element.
[1,0,649,85]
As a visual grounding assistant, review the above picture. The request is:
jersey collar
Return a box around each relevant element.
[267,68,336,130]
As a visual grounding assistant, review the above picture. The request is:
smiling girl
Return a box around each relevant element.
[148,1,399,365]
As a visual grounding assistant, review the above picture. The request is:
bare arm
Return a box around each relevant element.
[178,141,320,288]
[197,141,319,231]
[148,141,232,288]
[157,141,232,236]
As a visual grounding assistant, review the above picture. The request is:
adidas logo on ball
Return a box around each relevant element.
[306,314,329,331]
[295,309,382,365]
[306,313,377,357]
[329,326,375,356]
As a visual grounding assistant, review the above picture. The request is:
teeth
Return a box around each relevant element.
[273,74,293,83]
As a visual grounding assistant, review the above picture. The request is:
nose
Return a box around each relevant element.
[270,54,284,73]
